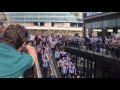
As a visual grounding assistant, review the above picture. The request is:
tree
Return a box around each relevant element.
[74,33,79,37]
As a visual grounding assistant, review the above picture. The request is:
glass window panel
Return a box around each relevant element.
[4,12,82,23]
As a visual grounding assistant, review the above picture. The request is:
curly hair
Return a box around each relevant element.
[3,24,29,49]
[0,26,5,32]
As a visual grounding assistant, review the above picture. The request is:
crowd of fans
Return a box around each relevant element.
[29,34,81,78]
[31,33,120,78]
[29,34,51,78]
[23,33,120,78]
[1,24,120,78]
[61,34,120,59]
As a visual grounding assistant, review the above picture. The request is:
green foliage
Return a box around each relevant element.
[74,33,79,37]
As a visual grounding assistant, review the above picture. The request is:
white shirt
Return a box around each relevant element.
[49,36,52,42]
[29,35,33,41]
[38,36,42,39]
[50,41,56,48]
[58,60,65,67]
[77,37,80,42]
[44,47,49,54]
[64,56,68,61]
[69,65,75,74]
[55,51,61,59]
[60,51,67,55]
[32,35,35,41]
[94,38,98,42]
[43,59,49,67]
[73,37,77,41]
[61,66,67,74]
[55,38,58,44]
[105,38,110,44]
[68,57,71,62]
[89,37,94,43]
[69,36,72,41]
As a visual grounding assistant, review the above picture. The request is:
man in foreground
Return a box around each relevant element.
[0,24,37,78]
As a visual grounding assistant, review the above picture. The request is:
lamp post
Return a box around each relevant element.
[83,24,86,37]
[83,13,86,37]
[70,12,84,36]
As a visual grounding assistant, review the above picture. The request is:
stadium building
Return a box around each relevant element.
[2,12,83,36]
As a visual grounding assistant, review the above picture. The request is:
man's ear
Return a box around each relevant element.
[17,42,26,51]
[21,42,26,48]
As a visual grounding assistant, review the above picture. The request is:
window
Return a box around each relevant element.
[4,12,83,23]
[78,23,83,27]
[52,22,54,26]
[33,22,38,26]
[40,22,44,26]
[70,23,77,27]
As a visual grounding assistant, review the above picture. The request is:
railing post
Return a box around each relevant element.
[34,47,43,78]
[94,62,96,78]
[76,55,78,69]
[86,59,89,78]
[83,58,85,76]
[90,61,93,78]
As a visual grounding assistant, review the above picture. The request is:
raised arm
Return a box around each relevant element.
[26,45,37,66]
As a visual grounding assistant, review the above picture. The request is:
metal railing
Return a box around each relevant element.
[63,40,120,60]
[34,47,42,78]
[23,46,42,78]
[48,43,62,78]
[48,48,61,78]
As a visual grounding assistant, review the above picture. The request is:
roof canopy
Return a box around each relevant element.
[4,12,83,23]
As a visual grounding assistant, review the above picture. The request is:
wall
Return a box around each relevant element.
[44,22,51,27]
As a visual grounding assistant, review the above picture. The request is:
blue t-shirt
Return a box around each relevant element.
[37,52,42,59]
[48,75,56,78]
[0,43,32,78]
[45,36,49,41]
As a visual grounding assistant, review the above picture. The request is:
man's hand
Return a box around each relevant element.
[26,45,37,65]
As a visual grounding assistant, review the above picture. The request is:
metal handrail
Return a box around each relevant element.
[23,46,42,78]
[34,47,42,78]
[48,53,58,78]
[48,43,62,78]
[63,40,120,60]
